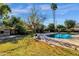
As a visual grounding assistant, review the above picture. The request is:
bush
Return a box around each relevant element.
[57,25,66,32]
[47,23,55,32]
[64,20,76,29]
[15,24,27,35]
[36,24,45,33]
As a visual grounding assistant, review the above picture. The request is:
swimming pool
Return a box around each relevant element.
[48,33,72,39]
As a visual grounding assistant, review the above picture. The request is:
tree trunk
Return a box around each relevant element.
[53,10,56,32]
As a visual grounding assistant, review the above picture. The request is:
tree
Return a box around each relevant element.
[0,4,11,26]
[51,3,57,31]
[10,16,24,27]
[36,24,45,33]
[9,16,27,34]
[47,23,55,32]
[3,16,10,26]
[0,4,11,19]
[15,24,27,34]
[64,20,76,32]
[64,20,76,29]
[57,25,66,32]
[0,4,27,35]
[27,7,45,34]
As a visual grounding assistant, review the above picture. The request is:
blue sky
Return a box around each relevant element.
[7,3,79,26]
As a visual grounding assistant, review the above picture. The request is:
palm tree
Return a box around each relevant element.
[51,3,57,31]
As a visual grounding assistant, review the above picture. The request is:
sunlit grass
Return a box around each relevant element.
[0,35,79,56]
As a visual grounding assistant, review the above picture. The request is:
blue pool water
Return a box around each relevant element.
[48,33,72,39]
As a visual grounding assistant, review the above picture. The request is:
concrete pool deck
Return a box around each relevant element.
[48,35,79,46]
[46,33,79,45]
[37,33,79,50]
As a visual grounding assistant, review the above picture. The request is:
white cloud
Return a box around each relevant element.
[39,4,51,10]
[39,4,76,16]
[12,8,31,13]
[9,5,33,16]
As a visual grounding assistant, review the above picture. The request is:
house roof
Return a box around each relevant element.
[73,28,79,31]
[0,25,15,31]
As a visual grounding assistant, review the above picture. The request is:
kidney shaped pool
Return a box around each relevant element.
[47,33,72,39]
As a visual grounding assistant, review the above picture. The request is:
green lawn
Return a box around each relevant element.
[0,35,79,56]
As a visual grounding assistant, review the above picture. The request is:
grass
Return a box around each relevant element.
[0,35,79,56]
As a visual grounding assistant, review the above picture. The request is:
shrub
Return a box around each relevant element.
[64,20,76,29]
[57,25,66,32]
[15,24,27,35]
[47,23,55,32]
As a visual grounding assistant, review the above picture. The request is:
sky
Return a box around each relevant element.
[7,3,79,26]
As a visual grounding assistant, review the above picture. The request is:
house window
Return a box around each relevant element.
[0,31,4,34]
